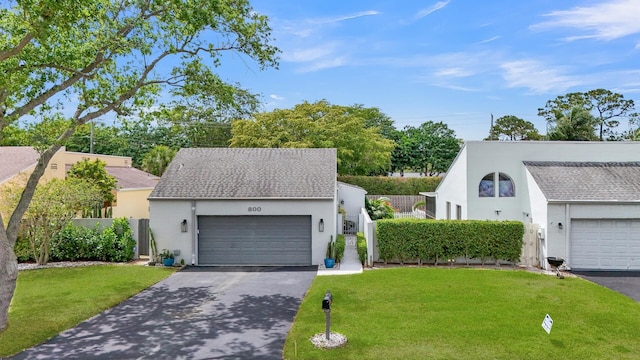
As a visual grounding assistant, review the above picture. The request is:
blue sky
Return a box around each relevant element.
[219,0,640,140]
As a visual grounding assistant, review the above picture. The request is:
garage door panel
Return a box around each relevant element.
[571,219,640,270]
[198,215,311,266]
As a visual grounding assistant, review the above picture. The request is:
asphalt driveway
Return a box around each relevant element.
[573,271,640,303]
[11,266,317,360]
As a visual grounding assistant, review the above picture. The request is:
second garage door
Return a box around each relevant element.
[198,215,312,266]
[570,219,640,270]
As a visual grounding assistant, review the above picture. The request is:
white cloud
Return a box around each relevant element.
[477,36,500,44]
[500,60,582,93]
[283,10,380,38]
[415,1,450,20]
[269,94,284,101]
[531,0,640,41]
[313,10,381,25]
[296,56,347,73]
[281,42,339,63]
[434,67,475,78]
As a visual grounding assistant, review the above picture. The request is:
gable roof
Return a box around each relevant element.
[0,147,40,184]
[149,148,337,199]
[523,161,640,202]
[107,166,160,190]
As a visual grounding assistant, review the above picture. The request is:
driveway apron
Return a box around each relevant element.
[11,266,317,360]
[573,271,640,303]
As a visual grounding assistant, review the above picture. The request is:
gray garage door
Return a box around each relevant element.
[198,215,312,266]
[570,219,640,270]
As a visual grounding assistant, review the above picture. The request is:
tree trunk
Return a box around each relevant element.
[0,230,18,333]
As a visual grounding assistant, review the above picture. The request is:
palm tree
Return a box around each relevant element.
[141,145,177,176]
[547,107,598,141]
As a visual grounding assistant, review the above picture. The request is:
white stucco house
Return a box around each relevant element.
[429,141,640,271]
[148,148,338,266]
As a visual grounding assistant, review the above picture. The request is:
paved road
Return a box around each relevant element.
[573,271,640,303]
[11,266,317,360]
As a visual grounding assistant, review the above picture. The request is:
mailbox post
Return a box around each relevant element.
[322,290,333,340]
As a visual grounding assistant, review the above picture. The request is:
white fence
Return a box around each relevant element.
[393,209,426,219]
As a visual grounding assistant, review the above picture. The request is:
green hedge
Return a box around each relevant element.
[45,218,136,263]
[356,232,367,265]
[335,234,346,263]
[376,219,524,265]
[338,175,441,195]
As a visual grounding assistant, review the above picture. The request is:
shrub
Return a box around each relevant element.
[376,219,524,265]
[338,175,441,195]
[49,218,136,263]
[356,232,367,265]
[335,234,346,263]
[14,235,34,262]
[50,223,100,261]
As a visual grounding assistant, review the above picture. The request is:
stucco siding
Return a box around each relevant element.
[113,189,152,218]
[436,145,467,219]
[149,198,335,265]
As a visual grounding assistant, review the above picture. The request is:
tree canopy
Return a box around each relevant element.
[230,100,396,175]
[0,0,279,333]
[486,115,541,141]
[392,121,460,175]
[538,89,635,140]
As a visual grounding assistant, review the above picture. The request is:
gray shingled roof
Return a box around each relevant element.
[524,161,640,201]
[107,167,160,190]
[149,148,337,199]
[0,147,40,184]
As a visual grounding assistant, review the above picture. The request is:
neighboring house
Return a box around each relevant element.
[430,141,640,271]
[0,146,159,218]
[148,148,337,266]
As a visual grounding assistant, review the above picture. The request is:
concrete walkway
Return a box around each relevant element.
[317,235,363,276]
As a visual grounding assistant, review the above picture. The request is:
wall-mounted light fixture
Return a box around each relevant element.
[340,199,345,205]
[495,210,502,215]
[181,219,188,233]
[319,218,325,232]
[557,222,563,230]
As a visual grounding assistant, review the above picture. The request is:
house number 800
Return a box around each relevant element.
[248,207,262,212]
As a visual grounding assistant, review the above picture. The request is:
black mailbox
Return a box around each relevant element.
[322,290,332,310]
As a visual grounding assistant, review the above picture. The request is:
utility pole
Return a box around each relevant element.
[489,113,494,140]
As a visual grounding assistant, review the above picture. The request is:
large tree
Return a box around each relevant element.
[400,121,460,176]
[538,89,635,140]
[0,0,278,332]
[486,115,542,141]
[230,100,395,175]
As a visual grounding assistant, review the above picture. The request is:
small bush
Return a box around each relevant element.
[356,232,367,265]
[335,234,346,263]
[14,236,33,262]
[49,218,136,263]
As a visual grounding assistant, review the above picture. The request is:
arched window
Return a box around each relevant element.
[498,172,515,197]
[479,173,494,197]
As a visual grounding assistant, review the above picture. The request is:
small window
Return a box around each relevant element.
[446,201,451,220]
[50,163,58,170]
[479,173,494,197]
[499,173,515,197]
[456,205,462,220]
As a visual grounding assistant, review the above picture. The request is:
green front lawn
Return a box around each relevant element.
[0,265,175,357]
[285,268,640,360]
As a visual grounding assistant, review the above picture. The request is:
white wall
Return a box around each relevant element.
[337,183,366,215]
[542,202,640,268]
[149,198,335,266]
[436,145,468,219]
[439,141,640,221]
